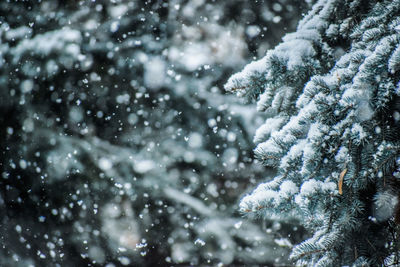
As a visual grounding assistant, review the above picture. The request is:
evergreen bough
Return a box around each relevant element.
[226,0,400,266]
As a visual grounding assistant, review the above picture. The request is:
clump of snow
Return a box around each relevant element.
[240,188,279,213]
[393,111,400,122]
[170,23,247,72]
[233,221,242,229]
[69,106,84,123]
[116,93,131,105]
[351,123,367,141]
[373,191,399,222]
[279,181,299,198]
[144,57,166,89]
[188,132,203,148]
[5,26,32,41]
[355,99,374,122]
[246,25,261,38]
[275,36,317,70]
[222,148,238,166]
[335,146,350,164]
[109,5,128,18]
[254,117,286,144]
[98,157,113,171]
[224,56,267,95]
[12,27,82,64]
[299,179,319,196]
[274,238,293,248]
[20,80,34,93]
[134,160,155,174]
[294,179,337,206]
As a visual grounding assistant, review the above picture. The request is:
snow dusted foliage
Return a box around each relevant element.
[0,0,306,266]
[226,0,400,265]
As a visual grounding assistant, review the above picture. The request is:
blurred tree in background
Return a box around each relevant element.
[0,0,306,266]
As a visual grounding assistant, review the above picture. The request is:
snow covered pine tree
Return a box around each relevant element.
[226,0,400,266]
[0,0,305,266]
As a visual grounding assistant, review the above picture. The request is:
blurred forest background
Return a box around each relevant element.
[0,0,307,266]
